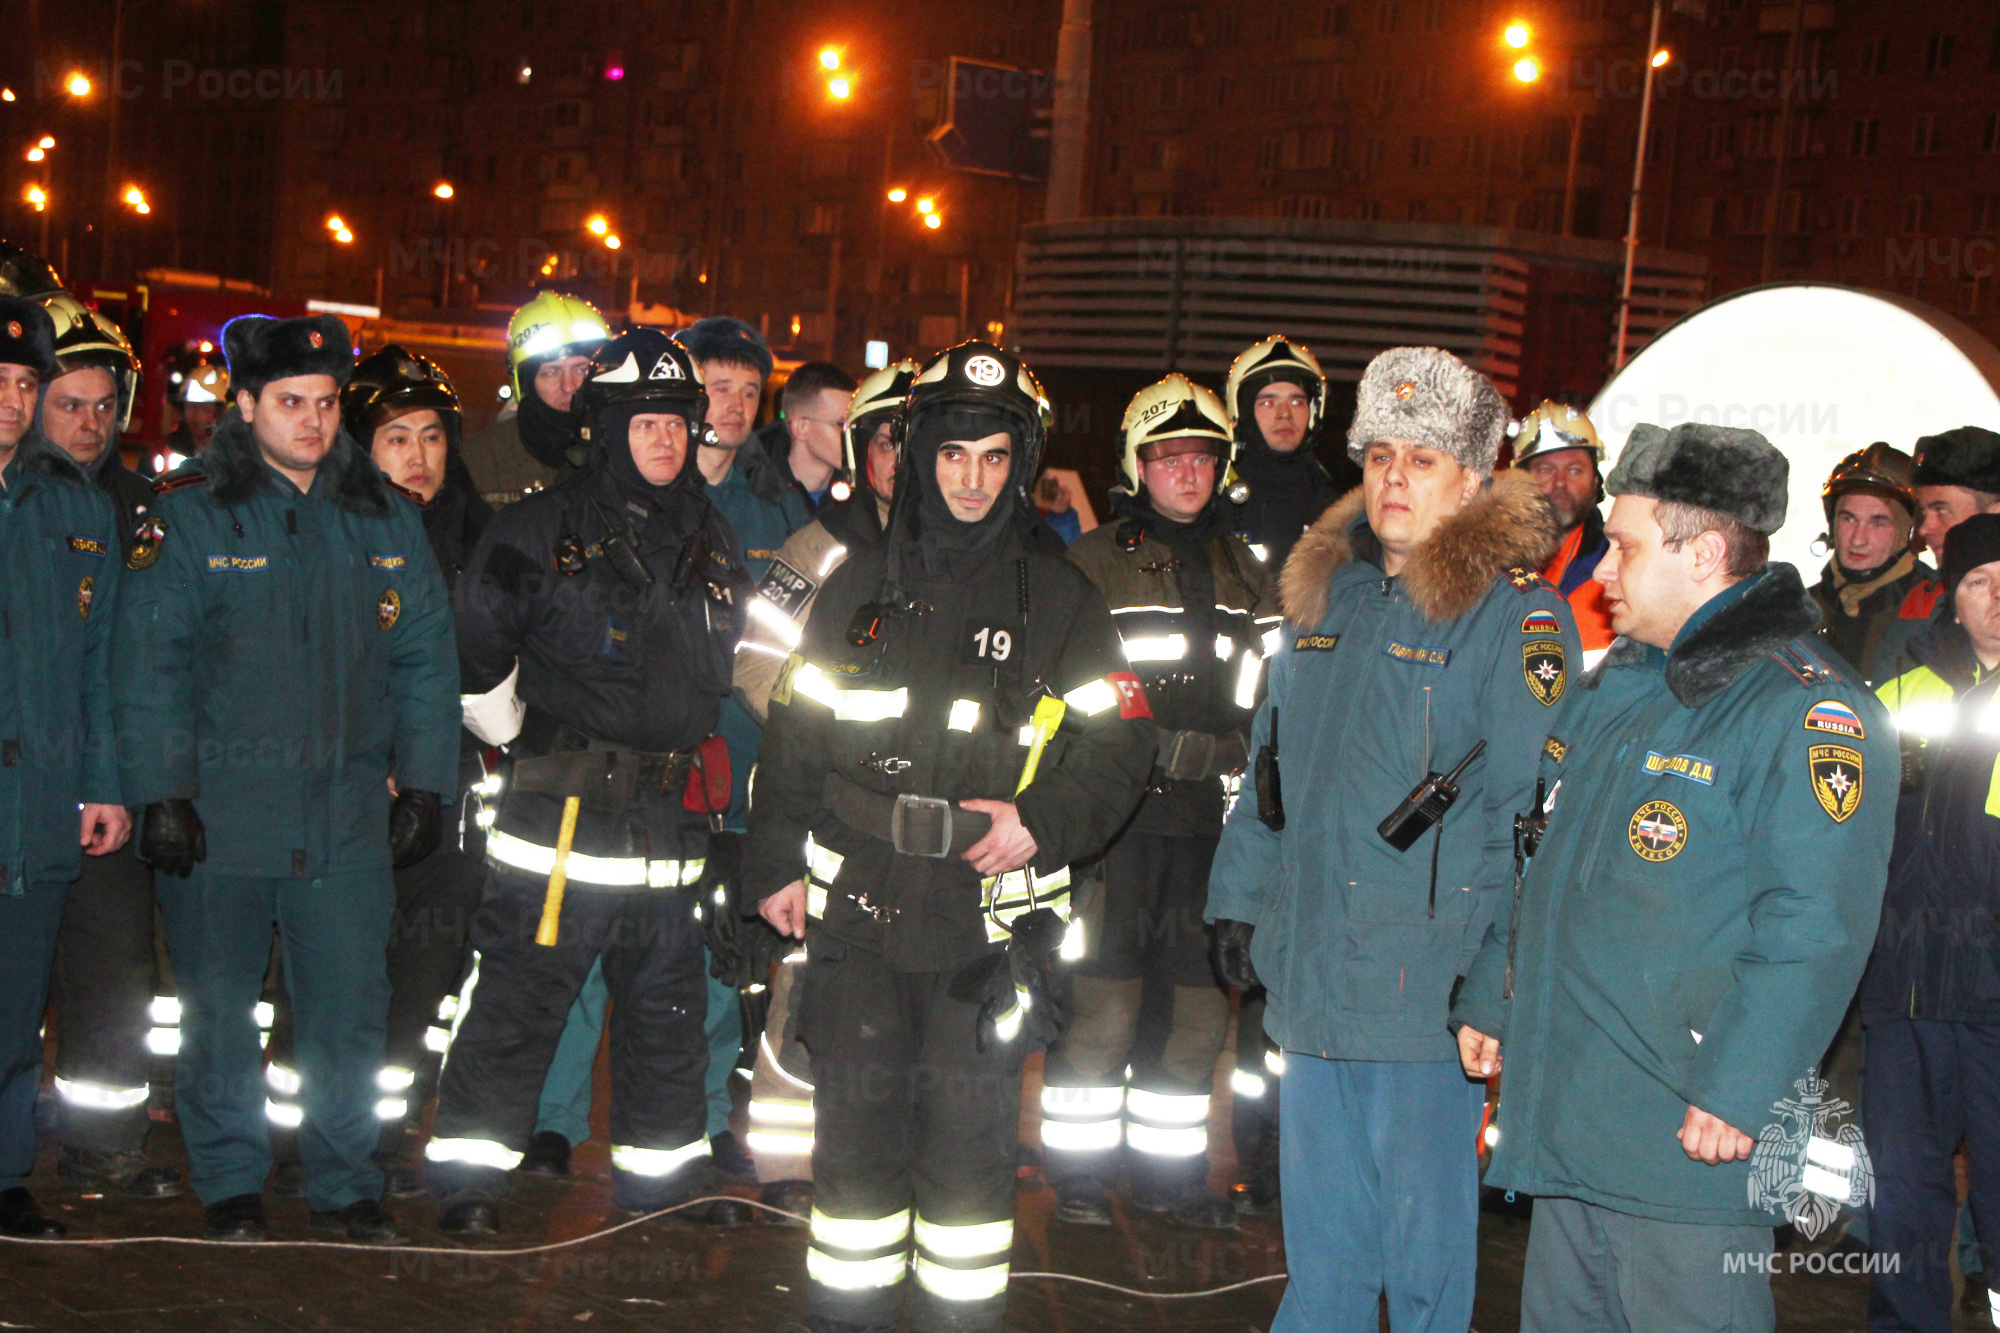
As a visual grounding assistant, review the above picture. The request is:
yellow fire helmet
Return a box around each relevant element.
[181,361,230,407]
[39,290,140,433]
[1510,400,1604,467]
[843,358,921,481]
[1117,373,1233,494]
[505,292,610,401]
[1223,335,1326,437]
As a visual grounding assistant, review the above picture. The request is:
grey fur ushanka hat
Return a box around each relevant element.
[1346,346,1511,474]
[1606,422,1789,534]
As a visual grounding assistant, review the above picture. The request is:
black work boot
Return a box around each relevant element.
[311,1198,410,1246]
[58,1145,185,1198]
[514,1130,571,1178]
[203,1192,270,1240]
[1052,1176,1115,1227]
[435,1189,500,1237]
[0,1187,66,1238]
[757,1178,814,1227]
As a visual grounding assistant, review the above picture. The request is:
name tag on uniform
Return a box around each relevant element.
[757,558,815,617]
[1643,750,1717,785]
[1295,634,1340,652]
[69,535,108,558]
[370,554,408,570]
[206,554,269,572]
[1383,639,1451,668]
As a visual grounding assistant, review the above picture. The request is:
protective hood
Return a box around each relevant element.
[895,406,1022,578]
[516,382,578,469]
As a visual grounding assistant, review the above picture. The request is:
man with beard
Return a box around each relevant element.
[1513,400,1617,663]
[425,330,751,1235]
[459,294,609,501]
[32,291,185,1200]
[1040,374,1278,1231]
[262,347,494,1194]
[729,358,917,1221]
[0,296,130,1238]
[114,313,460,1244]
[1220,335,1357,572]
[747,341,1155,1333]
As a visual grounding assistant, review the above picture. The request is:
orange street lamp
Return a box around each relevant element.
[325,214,346,232]
[1504,23,1531,48]
[819,48,841,71]
[887,187,908,203]
[26,147,44,162]
[434,182,455,200]
[25,186,47,210]
[1651,48,1671,68]
[334,228,354,244]
[587,214,609,236]
[828,75,852,99]
[65,72,91,97]
[37,136,54,149]
[915,196,935,215]
[1513,57,1540,82]
[923,213,942,230]
[604,235,621,250]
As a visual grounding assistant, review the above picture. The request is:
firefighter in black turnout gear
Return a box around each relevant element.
[264,347,494,1194]
[1220,336,1352,572]
[745,342,1156,1333]
[425,331,750,1234]
[27,289,184,1199]
[1042,375,1278,1231]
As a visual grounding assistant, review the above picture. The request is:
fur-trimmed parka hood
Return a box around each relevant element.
[1279,469,1559,627]
[193,407,394,517]
[4,427,91,489]
[1588,562,1822,709]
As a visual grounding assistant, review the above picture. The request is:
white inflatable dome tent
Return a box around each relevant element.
[1588,283,2000,578]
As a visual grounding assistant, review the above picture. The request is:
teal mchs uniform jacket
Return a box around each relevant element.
[112,411,461,879]
[1206,473,1580,1063]
[0,432,122,890]
[1454,565,1897,1225]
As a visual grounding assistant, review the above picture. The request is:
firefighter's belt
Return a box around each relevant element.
[511,741,697,812]
[824,773,993,859]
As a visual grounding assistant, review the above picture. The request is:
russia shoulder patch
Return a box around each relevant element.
[1521,610,1561,634]
[1803,699,1866,739]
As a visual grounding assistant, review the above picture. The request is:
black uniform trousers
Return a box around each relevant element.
[1864,1019,2000,1333]
[1043,830,1229,1194]
[266,842,484,1158]
[801,934,1024,1333]
[1,880,67,1192]
[426,864,710,1210]
[52,839,159,1152]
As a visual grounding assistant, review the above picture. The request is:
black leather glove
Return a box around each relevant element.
[388,789,443,868]
[950,906,1071,1053]
[140,799,206,878]
[1213,918,1261,991]
[700,831,745,981]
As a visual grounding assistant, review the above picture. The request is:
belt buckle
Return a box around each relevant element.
[890,793,954,859]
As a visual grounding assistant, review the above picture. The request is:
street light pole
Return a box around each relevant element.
[1561,111,1582,237]
[1613,0,1664,370]
[1044,0,1092,223]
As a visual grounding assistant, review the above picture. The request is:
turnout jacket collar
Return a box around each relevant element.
[197,408,394,518]
[1279,470,1559,628]
[1590,563,1822,709]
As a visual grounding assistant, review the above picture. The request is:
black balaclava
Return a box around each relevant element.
[900,406,1021,578]
[596,400,706,548]
[517,362,579,468]
[1234,370,1321,469]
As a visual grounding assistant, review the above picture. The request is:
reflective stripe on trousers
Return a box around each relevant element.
[809,1207,913,1290]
